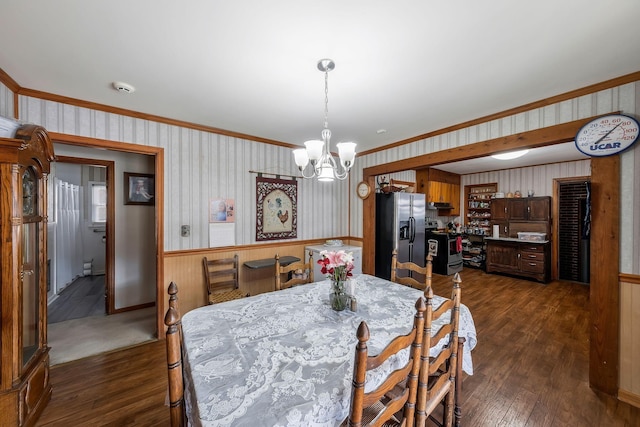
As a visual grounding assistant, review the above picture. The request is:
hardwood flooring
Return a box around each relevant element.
[48,275,105,323]
[37,268,640,426]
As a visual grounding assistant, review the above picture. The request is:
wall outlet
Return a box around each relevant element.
[181,225,190,237]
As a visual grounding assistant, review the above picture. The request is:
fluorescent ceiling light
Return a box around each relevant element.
[491,149,529,160]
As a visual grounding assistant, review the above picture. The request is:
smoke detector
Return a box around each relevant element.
[112,81,135,94]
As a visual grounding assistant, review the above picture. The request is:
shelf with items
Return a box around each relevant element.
[462,233,487,269]
[464,183,497,236]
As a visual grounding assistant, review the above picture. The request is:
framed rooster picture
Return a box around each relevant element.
[256,176,297,241]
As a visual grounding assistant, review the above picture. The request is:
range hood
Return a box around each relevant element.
[433,202,454,210]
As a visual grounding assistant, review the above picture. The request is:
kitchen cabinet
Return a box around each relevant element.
[0,124,55,426]
[486,239,550,283]
[415,168,460,216]
[491,196,550,222]
[464,183,497,235]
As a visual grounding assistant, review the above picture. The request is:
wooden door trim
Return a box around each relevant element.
[51,133,164,336]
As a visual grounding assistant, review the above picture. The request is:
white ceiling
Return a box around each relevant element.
[2,1,640,166]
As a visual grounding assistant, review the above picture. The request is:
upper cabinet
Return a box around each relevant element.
[490,196,552,238]
[492,197,550,222]
[415,168,461,216]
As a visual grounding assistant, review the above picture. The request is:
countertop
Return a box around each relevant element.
[484,236,550,243]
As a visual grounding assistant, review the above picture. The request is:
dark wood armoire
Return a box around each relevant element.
[0,123,55,426]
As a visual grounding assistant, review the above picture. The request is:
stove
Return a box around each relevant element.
[426,231,464,276]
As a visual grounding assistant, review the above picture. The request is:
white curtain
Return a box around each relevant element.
[55,178,82,290]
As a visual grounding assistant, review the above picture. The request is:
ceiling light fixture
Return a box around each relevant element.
[491,149,529,160]
[293,59,356,182]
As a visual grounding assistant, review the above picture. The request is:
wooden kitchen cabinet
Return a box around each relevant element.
[0,124,55,426]
[415,168,460,216]
[491,197,550,221]
[486,239,550,283]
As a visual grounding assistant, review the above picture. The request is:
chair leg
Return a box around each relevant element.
[454,338,465,427]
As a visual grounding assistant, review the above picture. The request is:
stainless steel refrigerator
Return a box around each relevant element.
[375,192,426,280]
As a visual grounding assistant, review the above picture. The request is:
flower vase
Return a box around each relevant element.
[330,280,349,311]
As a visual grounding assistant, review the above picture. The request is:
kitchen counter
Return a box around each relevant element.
[484,236,550,244]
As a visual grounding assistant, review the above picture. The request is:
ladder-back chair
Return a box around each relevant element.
[343,297,426,427]
[203,255,249,304]
[415,272,462,427]
[391,248,428,290]
[274,251,314,291]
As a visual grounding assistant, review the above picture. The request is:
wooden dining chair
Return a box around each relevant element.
[415,272,462,427]
[203,255,249,304]
[274,251,314,291]
[164,281,187,427]
[390,248,428,290]
[343,297,426,427]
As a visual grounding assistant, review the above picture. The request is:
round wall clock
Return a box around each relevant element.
[356,181,372,199]
[575,114,640,157]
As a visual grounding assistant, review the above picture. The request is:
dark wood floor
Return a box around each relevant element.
[37,268,640,426]
[48,275,105,323]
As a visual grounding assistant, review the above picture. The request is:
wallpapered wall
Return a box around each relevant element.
[0,80,638,274]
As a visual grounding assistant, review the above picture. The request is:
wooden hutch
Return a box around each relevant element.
[0,123,55,426]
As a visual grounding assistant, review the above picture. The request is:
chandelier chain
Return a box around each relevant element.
[324,69,329,130]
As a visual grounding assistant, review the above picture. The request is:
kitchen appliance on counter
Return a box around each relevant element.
[375,192,426,280]
[426,230,464,276]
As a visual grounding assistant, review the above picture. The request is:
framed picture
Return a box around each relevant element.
[124,172,155,205]
[210,198,235,223]
[256,176,297,241]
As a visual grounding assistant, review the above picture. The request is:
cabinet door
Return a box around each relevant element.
[508,198,528,220]
[491,220,509,237]
[486,241,518,269]
[491,199,509,220]
[528,197,550,221]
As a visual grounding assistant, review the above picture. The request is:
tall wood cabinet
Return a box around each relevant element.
[0,124,55,426]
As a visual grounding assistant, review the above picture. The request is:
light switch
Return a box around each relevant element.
[181,225,190,237]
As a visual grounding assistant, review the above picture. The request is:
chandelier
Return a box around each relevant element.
[293,59,356,181]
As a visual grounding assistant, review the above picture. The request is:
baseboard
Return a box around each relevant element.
[618,388,640,409]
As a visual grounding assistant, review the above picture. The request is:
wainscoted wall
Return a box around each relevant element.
[620,277,640,408]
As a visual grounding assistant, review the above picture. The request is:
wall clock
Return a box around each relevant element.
[574,114,640,157]
[356,181,372,199]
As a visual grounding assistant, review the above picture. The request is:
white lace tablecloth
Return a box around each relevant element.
[181,274,477,427]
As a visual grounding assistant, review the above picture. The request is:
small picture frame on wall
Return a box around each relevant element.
[124,172,155,205]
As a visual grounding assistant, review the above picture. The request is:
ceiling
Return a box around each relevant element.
[2,1,640,171]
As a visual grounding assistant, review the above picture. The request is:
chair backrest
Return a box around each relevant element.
[203,254,239,295]
[274,251,314,291]
[164,282,186,427]
[415,272,462,427]
[390,248,428,290]
[346,297,426,427]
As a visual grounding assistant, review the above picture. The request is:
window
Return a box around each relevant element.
[90,181,107,224]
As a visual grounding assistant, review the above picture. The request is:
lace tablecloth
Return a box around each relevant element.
[181,274,477,427]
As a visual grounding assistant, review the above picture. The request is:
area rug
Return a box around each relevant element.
[48,307,157,365]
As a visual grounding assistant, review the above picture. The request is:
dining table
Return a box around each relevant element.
[180,274,477,427]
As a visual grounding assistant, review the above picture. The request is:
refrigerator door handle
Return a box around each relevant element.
[409,216,415,243]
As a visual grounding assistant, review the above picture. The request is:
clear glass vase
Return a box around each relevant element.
[330,291,349,311]
[330,280,349,311]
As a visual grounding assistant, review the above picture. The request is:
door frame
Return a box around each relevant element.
[50,133,165,335]
[55,156,115,314]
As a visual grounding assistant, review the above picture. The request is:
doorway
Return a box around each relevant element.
[47,157,114,316]
[557,178,591,283]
